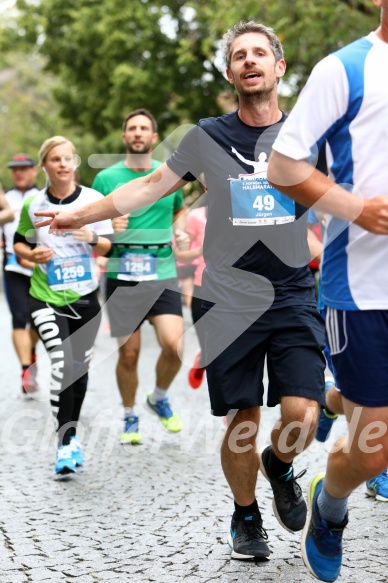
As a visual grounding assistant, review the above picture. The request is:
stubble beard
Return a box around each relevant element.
[127,144,150,155]
[124,136,153,156]
[239,82,276,106]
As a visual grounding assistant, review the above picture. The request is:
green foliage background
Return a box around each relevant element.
[0,0,380,189]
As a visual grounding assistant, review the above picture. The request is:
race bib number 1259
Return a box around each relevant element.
[47,255,92,290]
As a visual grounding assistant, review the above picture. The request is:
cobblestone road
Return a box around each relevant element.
[0,290,387,583]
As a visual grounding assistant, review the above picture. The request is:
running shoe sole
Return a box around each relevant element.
[366,487,388,502]
[56,466,76,476]
[120,433,142,445]
[227,534,270,560]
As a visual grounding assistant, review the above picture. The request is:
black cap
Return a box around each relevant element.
[7,154,36,168]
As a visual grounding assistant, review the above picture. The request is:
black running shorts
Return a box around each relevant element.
[204,304,326,416]
[105,277,183,337]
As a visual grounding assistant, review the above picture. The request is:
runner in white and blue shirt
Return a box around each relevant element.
[271,30,388,406]
[2,154,40,396]
[272,31,388,312]
[269,12,388,582]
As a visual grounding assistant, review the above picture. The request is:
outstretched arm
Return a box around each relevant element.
[267,151,388,235]
[35,164,188,231]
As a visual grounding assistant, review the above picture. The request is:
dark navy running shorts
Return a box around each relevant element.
[326,308,388,407]
[105,278,183,338]
[204,304,326,416]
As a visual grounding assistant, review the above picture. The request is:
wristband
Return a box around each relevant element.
[89,231,99,246]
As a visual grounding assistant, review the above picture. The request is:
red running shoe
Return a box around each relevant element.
[188,350,205,389]
[22,367,39,397]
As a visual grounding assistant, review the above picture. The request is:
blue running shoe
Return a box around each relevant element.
[301,474,348,582]
[120,416,142,445]
[55,444,76,475]
[316,380,338,443]
[366,470,388,502]
[144,393,182,432]
[70,436,84,466]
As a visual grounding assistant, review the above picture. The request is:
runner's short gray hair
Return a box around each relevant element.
[222,21,284,68]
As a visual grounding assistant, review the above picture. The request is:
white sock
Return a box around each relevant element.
[150,387,168,402]
[124,406,138,418]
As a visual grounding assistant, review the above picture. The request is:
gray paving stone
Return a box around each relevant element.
[27,567,65,581]
[64,577,99,583]
[1,293,388,582]
[0,570,29,583]
[20,555,57,569]
[0,558,21,571]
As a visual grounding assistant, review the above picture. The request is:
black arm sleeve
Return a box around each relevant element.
[14,231,36,248]
[100,233,115,257]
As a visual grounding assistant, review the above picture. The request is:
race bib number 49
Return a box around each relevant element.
[47,255,92,290]
[230,176,295,226]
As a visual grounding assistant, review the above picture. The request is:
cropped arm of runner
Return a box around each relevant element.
[18,257,36,270]
[72,226,114,257]
[112,214,129,233]
[174,244,203,264]
[34,164,188,232]
[13,199,53,264]
[267,153,388,233]
[267,54,388,235]
[14,241,54,264]
[172,207,190,250]
[0,190,15,225]
[307,224,323,264]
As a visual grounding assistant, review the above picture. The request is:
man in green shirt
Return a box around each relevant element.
[92,109,188,444]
